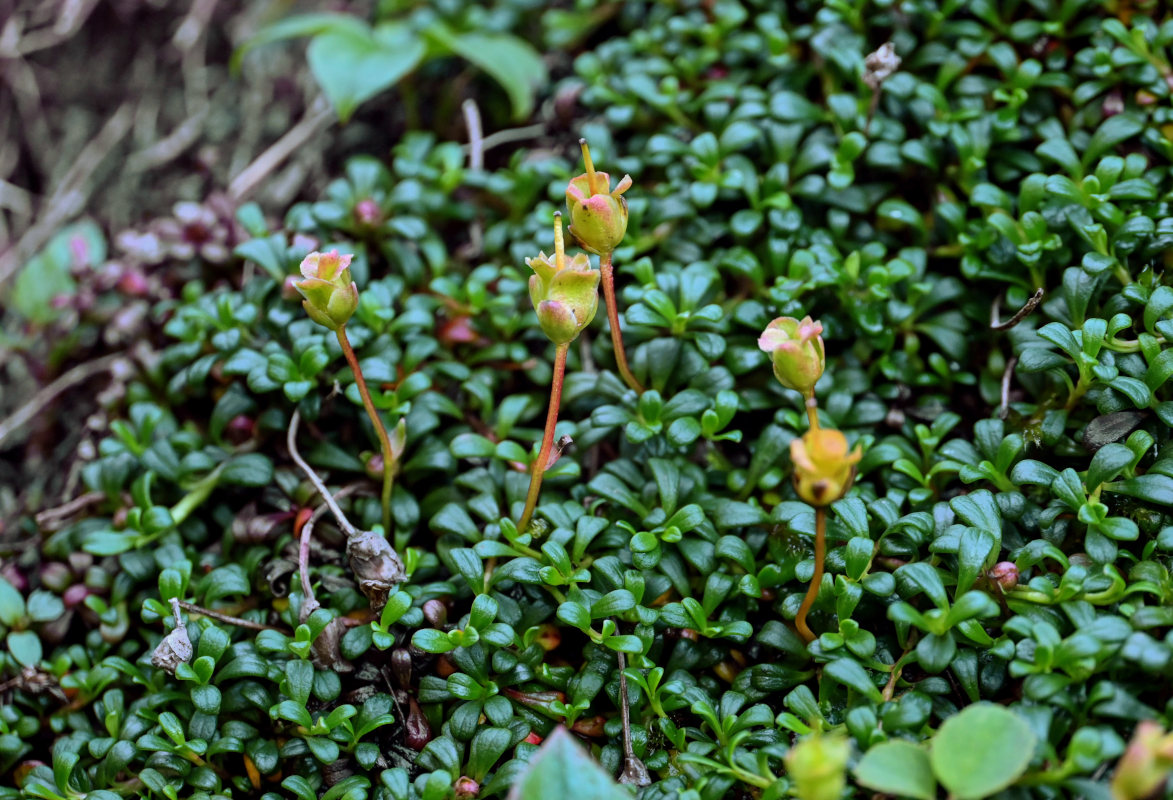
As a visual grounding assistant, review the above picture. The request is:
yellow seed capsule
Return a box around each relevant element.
[791,428,861,507]
[565,139,632,256]
[786,732,850,800]
[526,213,600,345]
[1111,721,1173,800]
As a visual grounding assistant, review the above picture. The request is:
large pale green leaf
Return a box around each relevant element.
[231,12,368,72]
[12,220,105,322]
[0,576,26,626]
[854,740,936,800]
[7,630,43,667]
[930,703,1037,799]
[307,23,425,122]
[507,727,630,800]
[426,24,547,120]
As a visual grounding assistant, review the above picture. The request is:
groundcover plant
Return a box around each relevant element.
[2,1,1173,799]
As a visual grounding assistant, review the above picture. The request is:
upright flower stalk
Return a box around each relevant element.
[566,139,643,393]
[336,328,395,535]
[759,316,860,643]
[517,213,600,533]
[294,250,397,535]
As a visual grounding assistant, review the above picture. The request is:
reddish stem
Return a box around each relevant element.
[805,391,820,430]
[600,254,644,393]
[337,326,394,535]
[795,506,826,644]
[517,343,569,533]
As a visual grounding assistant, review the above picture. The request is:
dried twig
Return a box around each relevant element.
[34,490,106,531]
[468,123,547,156]
[286,410,358,537]
[171,0,219,53]
[176,600,285,632]
[126,106,210,173]
[228,96,334,203]
[462,98,484,171]
[294,488,360,613]
[991,288,1045,331]
[0,103,134,288]
[3,0,101,56]
[999,355,1019,420]
[0,353,129,449]
[615,648,651,786]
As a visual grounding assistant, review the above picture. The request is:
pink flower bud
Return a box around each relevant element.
[988,561,1019,591]
[759,316,825,395]
[454,777,480,799]
[63,584,90,608]
[354,198,382,228]
[1112,721,1173,800]
[292,250,360,331]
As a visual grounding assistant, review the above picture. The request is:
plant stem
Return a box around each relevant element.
[615,647,652,786]
[337,326,394,535]
[286,411,358,538]
[176,601,284,632]
[804,391,820,430]
[517,343,569,533]
[600,253,644,393]
[171,464,225,525]
[795,506,827,644]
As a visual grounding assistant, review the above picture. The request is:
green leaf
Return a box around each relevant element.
[305,735,340,763]
[591,590,635,619]
[468,727,513,782]
[26,590,65,623]
[233,12,367,70]
[203,565,250,604]
[855,740,936,800]
[1087,443,1134,488]
[412,629,457,654]
[1105,474,1173,507]
[556,601,591,632]
[0,577,25,626]
[506,727,629,800]
[451,433,496,459]
[222,454,274,486]
[824,658,883,702]
[282,775,318,800]
[308,24,425,122]
[1083,112,1145,165]
[425,24,547,121]
[191,684,222,715]
[12,220,105,322]
[7,630,43,667]
[930,703,1037,799]
[284,660,314,705]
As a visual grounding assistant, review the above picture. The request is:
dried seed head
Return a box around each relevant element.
[864,42,902,90]
[151,598,193,674]
[347,530,406,613]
